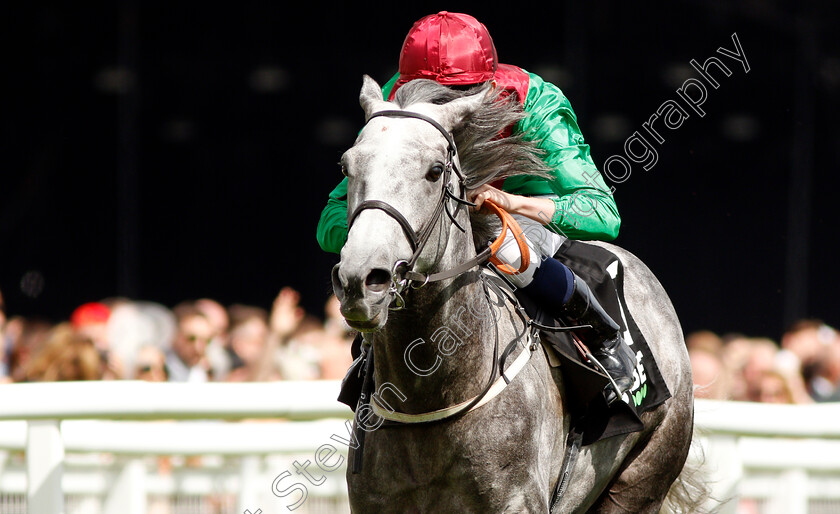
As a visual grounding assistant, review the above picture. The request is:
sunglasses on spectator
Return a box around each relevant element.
[137,363,166,374]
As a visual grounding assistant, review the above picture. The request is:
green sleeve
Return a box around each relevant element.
[316,178,349,254]
[316,74,400,254]
[382,73,399,100]
[514,71,621,241]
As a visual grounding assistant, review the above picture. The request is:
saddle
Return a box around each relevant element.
[517,240,671,444]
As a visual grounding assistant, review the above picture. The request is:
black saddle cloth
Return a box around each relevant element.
[513,240,671,445]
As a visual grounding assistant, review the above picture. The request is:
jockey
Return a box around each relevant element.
[317,11,636,402]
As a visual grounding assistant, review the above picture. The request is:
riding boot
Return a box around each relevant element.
[521,258,636,404]
[560,273,637,404]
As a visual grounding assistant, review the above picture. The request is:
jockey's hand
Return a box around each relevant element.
[468,184,558,225]
[467,184,515,213]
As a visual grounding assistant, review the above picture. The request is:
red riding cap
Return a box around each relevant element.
[396,12,496,88]
[390,12,530,104]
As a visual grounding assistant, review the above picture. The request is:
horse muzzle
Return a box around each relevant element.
[331,263,393,331]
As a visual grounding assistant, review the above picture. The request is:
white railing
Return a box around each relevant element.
[2,382,840,513]
[0,381,353,514]
[691,400,840,514]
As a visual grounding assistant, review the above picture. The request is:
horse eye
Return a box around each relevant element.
[427,164,444,182]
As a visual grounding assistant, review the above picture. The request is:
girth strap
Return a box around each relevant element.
[370,337,535,424]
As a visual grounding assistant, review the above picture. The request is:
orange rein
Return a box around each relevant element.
[483,199,530,275]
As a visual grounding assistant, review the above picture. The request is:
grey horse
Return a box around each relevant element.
[331,75,696,513]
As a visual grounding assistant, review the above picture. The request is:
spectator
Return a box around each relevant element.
[757,369,797,404]
[196,298,232,380]
[166,301,214,382]
[686,330,724,355]
[6,316,53,382]
[196,298,229,338]
[225,304,276,382]
[22,323,110,381]
[265,287,326,381]
[685,330,729,399]
[753,362,812,405]
[276,314,326,380]
[689,344,728,400]
[70,301,123,379]
[780,319,835,392]
[70,302,111,351]
[810,333,840,402]
[316,295,354,380]
[323,294,354,342]
[719,334,754,402]
[133,344,169,382]
[741,338,779,403]
[106,300,177,379]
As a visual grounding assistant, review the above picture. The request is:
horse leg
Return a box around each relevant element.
[589,397,694,513]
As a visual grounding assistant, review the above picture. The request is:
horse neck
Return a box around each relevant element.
[372,224,501,413]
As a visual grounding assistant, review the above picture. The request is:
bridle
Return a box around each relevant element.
[344,108,578,442]
[346,109,529,309]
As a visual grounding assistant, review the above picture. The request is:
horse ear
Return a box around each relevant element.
[360,75,389,121]
[440,83,491,130]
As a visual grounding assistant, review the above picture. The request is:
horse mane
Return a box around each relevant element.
[393,79,553,247]
[393,79,552,188]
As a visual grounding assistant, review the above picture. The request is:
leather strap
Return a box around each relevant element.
[404,246,492,285]
[348,199,420,252]
[402,200,530,285]
[370,337,534,424]
[367,110,463,181]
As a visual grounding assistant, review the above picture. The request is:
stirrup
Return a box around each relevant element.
[602,376,632,406]
[585,350,632,405]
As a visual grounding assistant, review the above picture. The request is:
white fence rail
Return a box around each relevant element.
[1,382,840,513]
[692,400,840,514]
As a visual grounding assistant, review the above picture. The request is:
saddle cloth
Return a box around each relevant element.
[512,240,672,445]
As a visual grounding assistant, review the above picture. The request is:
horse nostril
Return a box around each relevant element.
[331,264,345,300]
[365,268,391,293]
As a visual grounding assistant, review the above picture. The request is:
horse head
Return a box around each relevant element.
[331,76,487,331]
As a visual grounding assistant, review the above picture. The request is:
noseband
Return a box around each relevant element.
[347,110,490,308]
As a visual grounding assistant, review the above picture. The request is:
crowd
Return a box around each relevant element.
[0,286,355,385]
[1,284,838,405]
[688,320,840,404]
